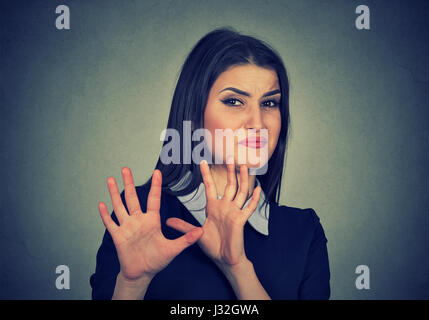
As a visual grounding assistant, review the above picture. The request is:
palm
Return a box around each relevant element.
[112,213,171,279]
[167,160,261,268]
[199,206,244,265]
[98,168,203,281]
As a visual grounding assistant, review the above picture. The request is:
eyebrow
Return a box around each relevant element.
[219,87,281,98]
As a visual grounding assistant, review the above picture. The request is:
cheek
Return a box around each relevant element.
[266,114,281,152]
[204,104,228,153]
[204,102,224,130]
[204,104,242,137]
[205,118,223,133]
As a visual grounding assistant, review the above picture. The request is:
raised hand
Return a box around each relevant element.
[98,168,203,282]
[166,159,261,270]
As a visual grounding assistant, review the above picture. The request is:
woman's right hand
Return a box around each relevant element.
[98,167,203,283]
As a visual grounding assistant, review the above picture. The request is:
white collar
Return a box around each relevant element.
[175,175,270,236]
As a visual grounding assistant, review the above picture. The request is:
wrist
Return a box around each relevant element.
[217,259,270,300]
[117,271,153,288]
[217,258,254,280]
[113,271,153,300]
[116,271,153,292]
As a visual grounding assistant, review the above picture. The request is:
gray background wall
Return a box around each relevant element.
[1,0,428,299]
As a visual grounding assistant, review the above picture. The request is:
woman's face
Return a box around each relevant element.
[204,63,281,170]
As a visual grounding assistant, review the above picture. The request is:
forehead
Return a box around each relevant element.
[212,64,279,92]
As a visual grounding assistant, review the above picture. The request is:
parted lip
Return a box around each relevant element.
[238,136,268,148]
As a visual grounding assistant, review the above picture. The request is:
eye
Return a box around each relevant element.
[221,98,244,107]
[261,100,280,108]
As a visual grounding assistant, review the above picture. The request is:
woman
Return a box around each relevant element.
[90,27,330,300]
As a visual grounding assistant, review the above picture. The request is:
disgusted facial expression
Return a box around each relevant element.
[204,63,282,169]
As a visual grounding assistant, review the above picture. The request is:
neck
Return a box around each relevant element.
[209,164,256,199]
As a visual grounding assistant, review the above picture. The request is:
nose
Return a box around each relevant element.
[244,104,264,131]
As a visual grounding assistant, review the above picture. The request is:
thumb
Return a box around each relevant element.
[168,227,203,257]
[166,217,197,234]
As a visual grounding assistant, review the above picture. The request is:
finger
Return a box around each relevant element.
[107,176,129,224]
[233,165,249,208]
[166,217,197,234]
[223,157,237,201]
[242,186,261,220]
[122,167,142,216]
[200,160,218,201]
[146,169,162,214]
[98,201,119,233]
[167,227,204,258]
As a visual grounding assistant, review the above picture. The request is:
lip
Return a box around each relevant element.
[238,136,267,149]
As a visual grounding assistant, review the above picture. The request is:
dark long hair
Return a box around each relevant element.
[143,27,291,210]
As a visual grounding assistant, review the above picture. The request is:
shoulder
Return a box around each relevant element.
[269,203,327,244]
[271,203,321,227]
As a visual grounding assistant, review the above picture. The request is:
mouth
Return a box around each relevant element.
[238,136,268,149]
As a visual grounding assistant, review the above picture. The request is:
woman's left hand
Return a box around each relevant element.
[166,159,261,271]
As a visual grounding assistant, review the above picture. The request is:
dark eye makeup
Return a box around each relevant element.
[220,97,280,108]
